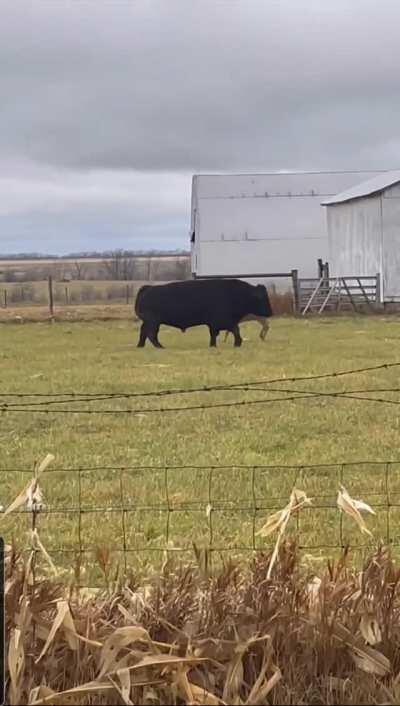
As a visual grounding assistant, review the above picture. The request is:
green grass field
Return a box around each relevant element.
[2,314,400,583]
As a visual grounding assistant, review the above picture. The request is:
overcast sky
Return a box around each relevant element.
[1,0,400,255]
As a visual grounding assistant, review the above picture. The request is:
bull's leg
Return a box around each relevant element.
[232,324,242,347]
[147,323,163,348]
[209,326,219,347]
[137,322,147,347]
[260,321,270,341]
[223,330,229,342]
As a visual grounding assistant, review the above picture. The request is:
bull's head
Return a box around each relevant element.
[254,284,273,317]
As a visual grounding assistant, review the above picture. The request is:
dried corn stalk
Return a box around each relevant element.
[337,486,375,537]
[256,489,312,579]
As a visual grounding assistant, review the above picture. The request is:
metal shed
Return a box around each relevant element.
[321,170,400,302]
[190,171,380,286]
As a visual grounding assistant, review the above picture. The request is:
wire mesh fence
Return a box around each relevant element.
[3,460,400,586]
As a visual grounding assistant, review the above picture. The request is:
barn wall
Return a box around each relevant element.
[327,195,381,279]
[195,239,320,280]
[191,172,380,280]
[382,184,400,298]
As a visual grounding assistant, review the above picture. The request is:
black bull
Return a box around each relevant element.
[134,279,273,348]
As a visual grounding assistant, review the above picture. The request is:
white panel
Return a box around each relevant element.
[327,196,380,277]
[382,189,400,297]
[192,172,380,277]
[196,239,327,279]
[197,195,325,241]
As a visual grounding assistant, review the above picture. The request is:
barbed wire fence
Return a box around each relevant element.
[3,360,400,585]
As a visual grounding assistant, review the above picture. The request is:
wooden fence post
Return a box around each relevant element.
[126,284,130,304]
[65,286,69,305]
[3,290,6,309]
[48,276,54,319]
[291,269,299,314]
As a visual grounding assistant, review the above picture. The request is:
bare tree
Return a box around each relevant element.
[73,261,86,280]
[103,250,136,280]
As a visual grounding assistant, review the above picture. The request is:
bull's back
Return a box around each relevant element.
[135,279,257,326]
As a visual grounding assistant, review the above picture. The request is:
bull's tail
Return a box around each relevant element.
[134,285,151,320]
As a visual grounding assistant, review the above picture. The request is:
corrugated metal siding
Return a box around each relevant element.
[382,184,400,298]
[327,196,381,277]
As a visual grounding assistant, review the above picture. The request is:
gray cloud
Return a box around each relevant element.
[1,0,400,252]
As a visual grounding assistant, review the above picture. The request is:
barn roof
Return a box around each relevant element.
[321,170,400,206]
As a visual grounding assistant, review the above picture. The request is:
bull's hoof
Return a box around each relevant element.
[137,342,145,348]
[234,340,242,347]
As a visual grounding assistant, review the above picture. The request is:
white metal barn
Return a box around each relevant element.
[322,170,400,302]
[190,171,379,284]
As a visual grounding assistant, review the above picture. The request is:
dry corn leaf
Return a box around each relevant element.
[246,667,282,705]
[28,686,57,705]
[108,654,208,678]
[26,481,44,512]
[337,486,374,536]
[332,622,390,676]
[222,654,244,704]
[175,665,195,704]
[99,625,153,677]
[2,454,54,517]
[8,628,25,705]
[59,601,79,651]
[176,667,223,705]
[30,529,57,574]
[36,600,78,663]
[108,668,134,705]
[118,667,133,705]
[188,682,224,705]
[222,636,270,705]
[3,478,36,517]
[256,488,312,538]
[350,644,390,676]
[30,680,119,704]
[35,453,55,475]
[353,499,376,514]
[360,614,382,646]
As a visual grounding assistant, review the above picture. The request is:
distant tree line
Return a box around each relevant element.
[0,250,191,283]
[0,249,189,260]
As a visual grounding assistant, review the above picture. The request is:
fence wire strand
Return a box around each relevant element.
[1,360,400,402]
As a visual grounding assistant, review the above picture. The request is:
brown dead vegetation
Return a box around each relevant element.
[6,539,400,705]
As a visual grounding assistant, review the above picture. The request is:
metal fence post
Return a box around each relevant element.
[291,269,299,314]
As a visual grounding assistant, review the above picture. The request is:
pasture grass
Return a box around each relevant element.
[2,314,400,582]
